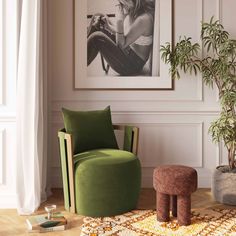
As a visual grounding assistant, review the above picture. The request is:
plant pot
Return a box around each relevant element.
[212,166,236,205]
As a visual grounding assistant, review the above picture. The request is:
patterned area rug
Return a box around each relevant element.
[80,209,236,236]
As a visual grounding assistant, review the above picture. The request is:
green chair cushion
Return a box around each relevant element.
[62,106,118,154]
[74,149,141,217]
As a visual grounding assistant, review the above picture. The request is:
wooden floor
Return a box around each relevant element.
[0,188,235,236]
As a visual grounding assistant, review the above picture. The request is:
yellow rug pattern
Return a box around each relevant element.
[80,208,236,236]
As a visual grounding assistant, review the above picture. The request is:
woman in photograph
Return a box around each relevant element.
[87,0,155,76]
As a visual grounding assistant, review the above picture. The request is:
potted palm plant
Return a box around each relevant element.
[161,17,236,205]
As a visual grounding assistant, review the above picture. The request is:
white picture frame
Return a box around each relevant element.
[74,0,173,90]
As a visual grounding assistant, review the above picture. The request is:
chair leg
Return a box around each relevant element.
[156,192,170,222]
[177,194,191,226]
[171,195,177,217]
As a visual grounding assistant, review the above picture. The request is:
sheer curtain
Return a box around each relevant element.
[16,0,48,215]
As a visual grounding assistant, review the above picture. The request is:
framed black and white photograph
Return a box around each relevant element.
[74,0,173,90]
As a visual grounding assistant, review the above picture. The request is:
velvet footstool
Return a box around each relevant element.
[153,165,198,226]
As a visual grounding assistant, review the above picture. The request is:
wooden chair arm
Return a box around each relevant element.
[113,125,139,155]
[58,129,75,213]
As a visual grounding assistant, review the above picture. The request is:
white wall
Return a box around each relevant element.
[47,0,233,188]
[0,0,17,207]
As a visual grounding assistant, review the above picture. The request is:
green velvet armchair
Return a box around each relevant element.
[58,125,141,217]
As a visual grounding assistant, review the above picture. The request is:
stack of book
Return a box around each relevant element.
[26,212,67,233]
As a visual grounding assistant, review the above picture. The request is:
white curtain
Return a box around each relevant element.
[16,0,48,215]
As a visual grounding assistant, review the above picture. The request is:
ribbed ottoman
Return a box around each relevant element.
[153,165,198,226]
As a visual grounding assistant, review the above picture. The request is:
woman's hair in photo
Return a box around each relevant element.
[130,0,155,19]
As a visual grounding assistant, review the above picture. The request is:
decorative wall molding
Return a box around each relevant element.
[214,0,222,102]
[0,0,4,105]
[51,110,220,127]
[51,120,206,187]
[0,129,5,185]
[138,122,203,168]
[51,96,209,103]
[214,1,230,167]
[216,144,220,167]
[216,0,222,23]
[0,0,17,207]
[196,0,204,101]
[0,116,16,122]
[51,99,219,106]
[218,141,228,166]
[51,102,221,118]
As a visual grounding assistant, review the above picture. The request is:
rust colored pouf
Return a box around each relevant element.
[153,165,198,226]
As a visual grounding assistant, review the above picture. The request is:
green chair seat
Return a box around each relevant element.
[74,149,141,217]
